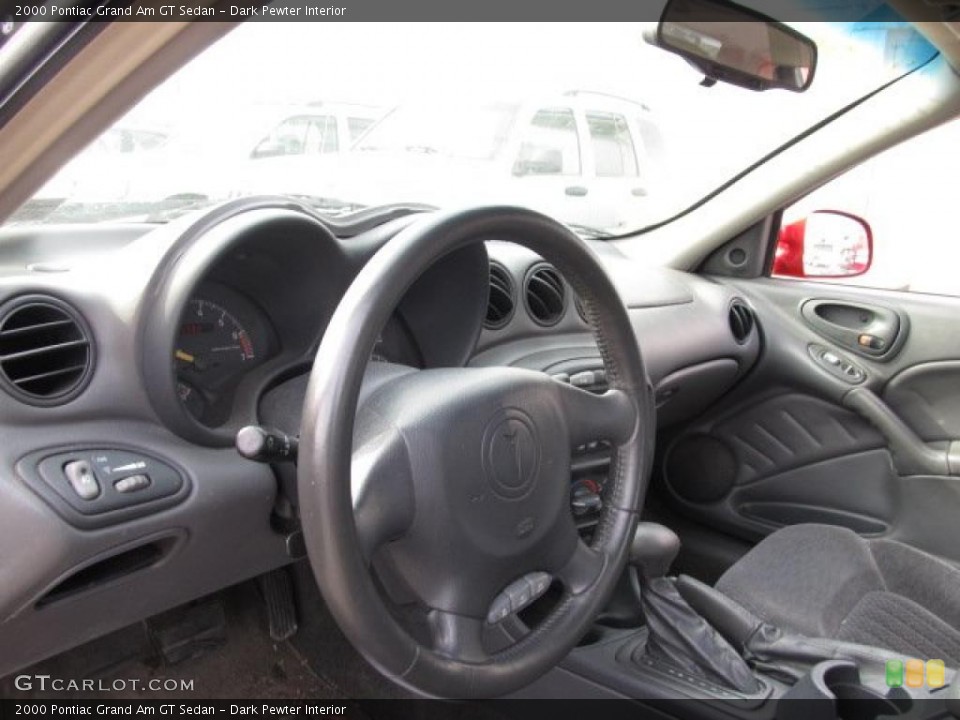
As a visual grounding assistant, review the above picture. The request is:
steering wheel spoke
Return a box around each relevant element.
[556,536,607,595]
[556,382,637,450]
[352,412,415,563]
[427,609,489,664]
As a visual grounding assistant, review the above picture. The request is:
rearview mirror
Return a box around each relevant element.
[655,0,817,92]
[772,211,872,279]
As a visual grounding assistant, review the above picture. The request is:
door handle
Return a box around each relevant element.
[565,186,588,197]
[801,299,904,359]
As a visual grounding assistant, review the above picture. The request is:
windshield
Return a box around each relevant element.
[355,104,519,160]
[7,18,937,234]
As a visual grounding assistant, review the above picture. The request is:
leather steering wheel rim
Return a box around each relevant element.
[298,206,655,698]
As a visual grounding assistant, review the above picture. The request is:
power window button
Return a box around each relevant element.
[63,460,100,500]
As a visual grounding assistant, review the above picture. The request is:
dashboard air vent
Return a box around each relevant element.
[484,262,515,330]
[729,301,755,344]
[525,264,566,327]
[0,296,94,405]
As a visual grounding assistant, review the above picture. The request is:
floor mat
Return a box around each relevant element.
[1,581,339,700]
[288,561,415,700]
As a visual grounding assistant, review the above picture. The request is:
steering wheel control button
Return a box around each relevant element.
[114,474,151,493]
[486,572,553,624]
[63,460,100,500]
[21,447,189,528]
[481,409,541,500]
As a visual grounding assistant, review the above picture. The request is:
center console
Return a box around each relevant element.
[512,523,959,720]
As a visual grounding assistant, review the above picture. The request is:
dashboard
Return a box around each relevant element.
[0,198,760,676]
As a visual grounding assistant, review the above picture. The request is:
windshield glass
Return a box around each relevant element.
[7,18,937,234]
[355,104,519,160]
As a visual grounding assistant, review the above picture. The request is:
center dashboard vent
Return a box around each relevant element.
[484,262,515,330]
[0,296,94,405]
[524,263,567,327]
[728,300,755,344]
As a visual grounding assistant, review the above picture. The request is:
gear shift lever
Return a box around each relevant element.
[630,522,759,694]
[631,522,681,579]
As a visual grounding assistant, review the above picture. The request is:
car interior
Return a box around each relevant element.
[2,3,960,718]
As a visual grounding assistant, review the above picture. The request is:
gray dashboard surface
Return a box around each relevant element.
[475,241,760,413]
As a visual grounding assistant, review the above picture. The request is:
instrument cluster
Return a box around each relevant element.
[174,284,275,427]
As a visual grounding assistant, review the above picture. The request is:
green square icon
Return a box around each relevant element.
[886,659,904,687]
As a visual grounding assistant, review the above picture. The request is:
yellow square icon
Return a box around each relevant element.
[905,659,925,688]
[927,659,946,688]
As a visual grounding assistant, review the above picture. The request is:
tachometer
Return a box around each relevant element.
[175,298,257,420]
[177,298,255,363]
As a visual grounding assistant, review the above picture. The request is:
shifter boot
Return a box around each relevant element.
[630,523,760,693]
[638,574,761,694]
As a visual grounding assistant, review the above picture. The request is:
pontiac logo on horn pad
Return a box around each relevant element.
[482,410,541,499]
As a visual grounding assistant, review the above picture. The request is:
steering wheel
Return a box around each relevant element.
[298,206,655,698]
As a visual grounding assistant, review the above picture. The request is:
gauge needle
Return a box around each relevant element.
[175,349,196,364]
